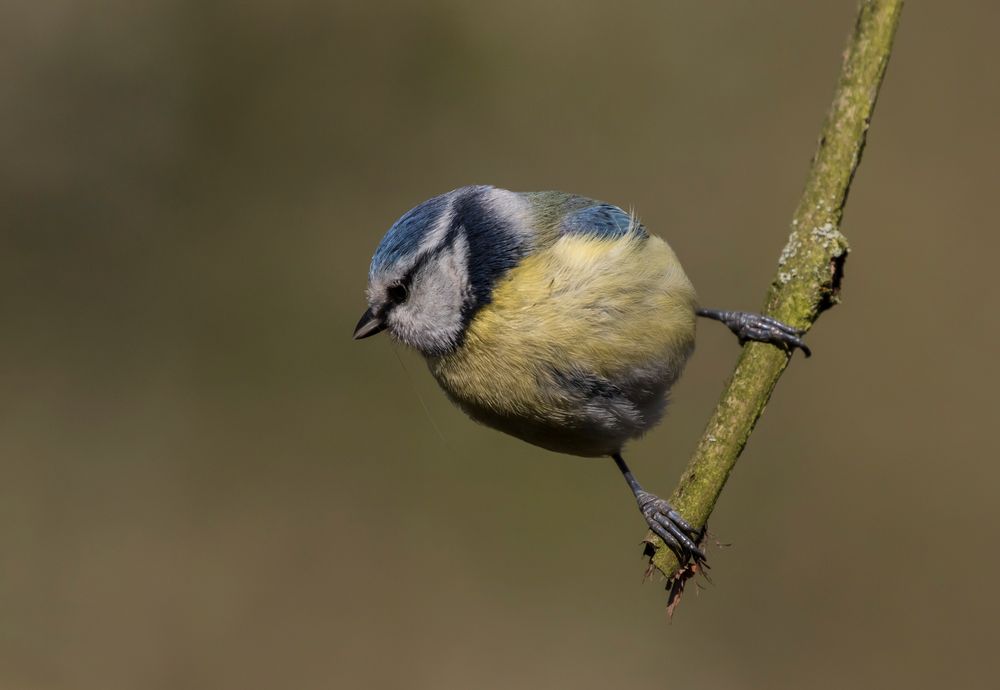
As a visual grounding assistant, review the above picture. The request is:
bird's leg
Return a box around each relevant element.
[696,307,811,357]
[612,453,705,562]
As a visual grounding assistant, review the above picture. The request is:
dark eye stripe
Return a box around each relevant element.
[387,283,409,304]
[383,239,438,306]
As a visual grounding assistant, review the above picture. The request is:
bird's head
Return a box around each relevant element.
[354,185,532,357]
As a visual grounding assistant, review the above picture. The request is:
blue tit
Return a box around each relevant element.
[354,185,809,562]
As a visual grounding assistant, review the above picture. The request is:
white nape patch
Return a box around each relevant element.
[388,232,471,355]
[484,187,533,241]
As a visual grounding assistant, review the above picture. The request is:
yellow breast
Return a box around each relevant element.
[427,231,697,456]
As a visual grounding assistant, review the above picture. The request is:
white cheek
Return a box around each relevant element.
[387,237,470,355]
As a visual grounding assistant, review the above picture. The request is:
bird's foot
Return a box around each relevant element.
[697,308,811,357]
[636,490,705,562]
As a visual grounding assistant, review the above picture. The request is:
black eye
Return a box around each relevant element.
[387,283,409,305]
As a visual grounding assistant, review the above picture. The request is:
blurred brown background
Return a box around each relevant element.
[2,1,997,688]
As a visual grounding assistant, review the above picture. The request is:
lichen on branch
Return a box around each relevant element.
[645,0,904,600]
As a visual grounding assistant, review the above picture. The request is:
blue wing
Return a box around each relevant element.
[560,202,647,239]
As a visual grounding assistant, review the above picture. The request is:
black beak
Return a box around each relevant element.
[353,307,386,340]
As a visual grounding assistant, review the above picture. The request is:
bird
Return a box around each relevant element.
[353,185,809,563]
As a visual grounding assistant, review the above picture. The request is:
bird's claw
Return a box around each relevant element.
[636,491,705,562]
[698,308,811,357]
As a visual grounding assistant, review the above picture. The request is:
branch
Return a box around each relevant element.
[645,0,904,595]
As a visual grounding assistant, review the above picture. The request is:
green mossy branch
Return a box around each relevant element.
[646,0,904,590]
